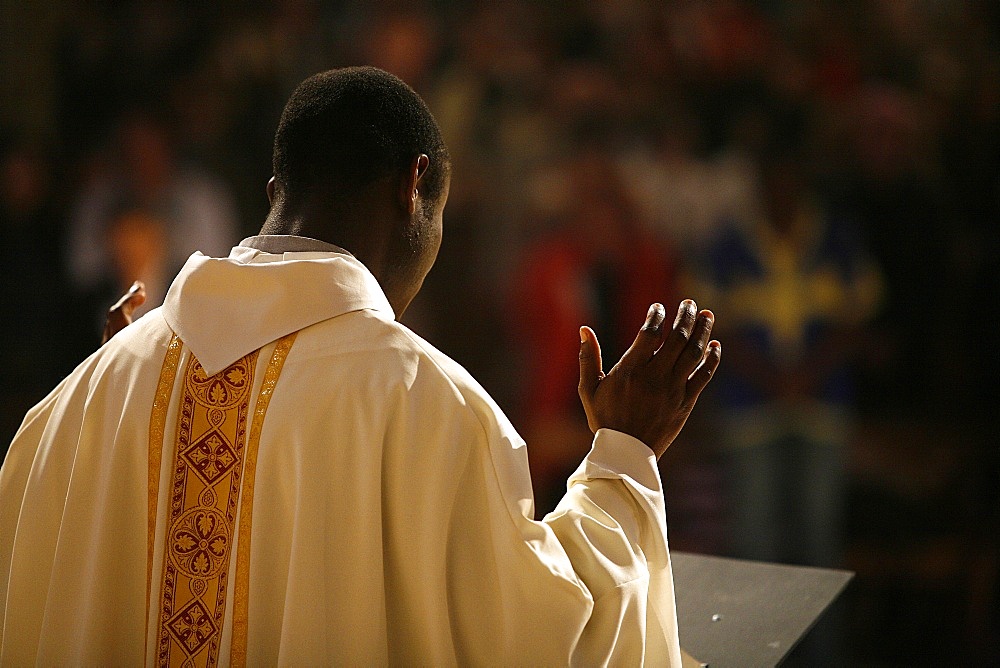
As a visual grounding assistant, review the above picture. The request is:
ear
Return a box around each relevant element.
[399,154,430,215]
[266,176,276,204]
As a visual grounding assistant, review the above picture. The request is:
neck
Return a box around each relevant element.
[261,196,418,318]
[263,193,387,255]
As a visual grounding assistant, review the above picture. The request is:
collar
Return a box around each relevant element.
[162,244,394,375]
[238,234,353,255]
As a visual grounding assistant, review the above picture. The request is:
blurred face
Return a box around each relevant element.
[121,117,173,189]
[1,149,47,215]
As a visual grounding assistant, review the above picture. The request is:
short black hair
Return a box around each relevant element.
[272,66,449,203]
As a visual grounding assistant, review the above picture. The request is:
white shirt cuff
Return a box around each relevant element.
[574,428,662,493]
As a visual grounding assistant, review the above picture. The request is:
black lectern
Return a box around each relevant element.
[673,552,853,667]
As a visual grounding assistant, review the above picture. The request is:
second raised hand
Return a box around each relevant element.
[578,300,722,458]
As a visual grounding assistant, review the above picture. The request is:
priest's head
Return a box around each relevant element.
[262,66,451,316]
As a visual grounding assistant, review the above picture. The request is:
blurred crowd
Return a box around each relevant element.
[1,1,997,664]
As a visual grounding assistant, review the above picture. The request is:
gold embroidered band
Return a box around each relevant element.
[155,349,260,666]
[150,333,297,666]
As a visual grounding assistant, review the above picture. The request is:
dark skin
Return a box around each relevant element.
[105,154,722,458]
[101,280,146,345]
[262,154,443,317]
[580,301,721,459]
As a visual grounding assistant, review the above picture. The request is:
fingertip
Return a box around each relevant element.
[673,299,698,328]
[580,326,588,344]
[707,340,722,365]
[644,303,666,330]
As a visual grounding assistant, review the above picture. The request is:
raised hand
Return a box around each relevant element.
[578,300,721,459]
[101,281,147,345]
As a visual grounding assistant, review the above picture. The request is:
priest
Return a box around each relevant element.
[0,66,720,665]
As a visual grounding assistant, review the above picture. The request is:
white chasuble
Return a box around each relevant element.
[0,240,682,666]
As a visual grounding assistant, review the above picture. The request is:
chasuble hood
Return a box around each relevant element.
[162,246,395,376]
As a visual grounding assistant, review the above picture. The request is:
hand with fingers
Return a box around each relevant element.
[578,300,721,459]
[101,281,147,345]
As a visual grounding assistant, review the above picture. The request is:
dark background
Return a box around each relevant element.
[1,1,997,664]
